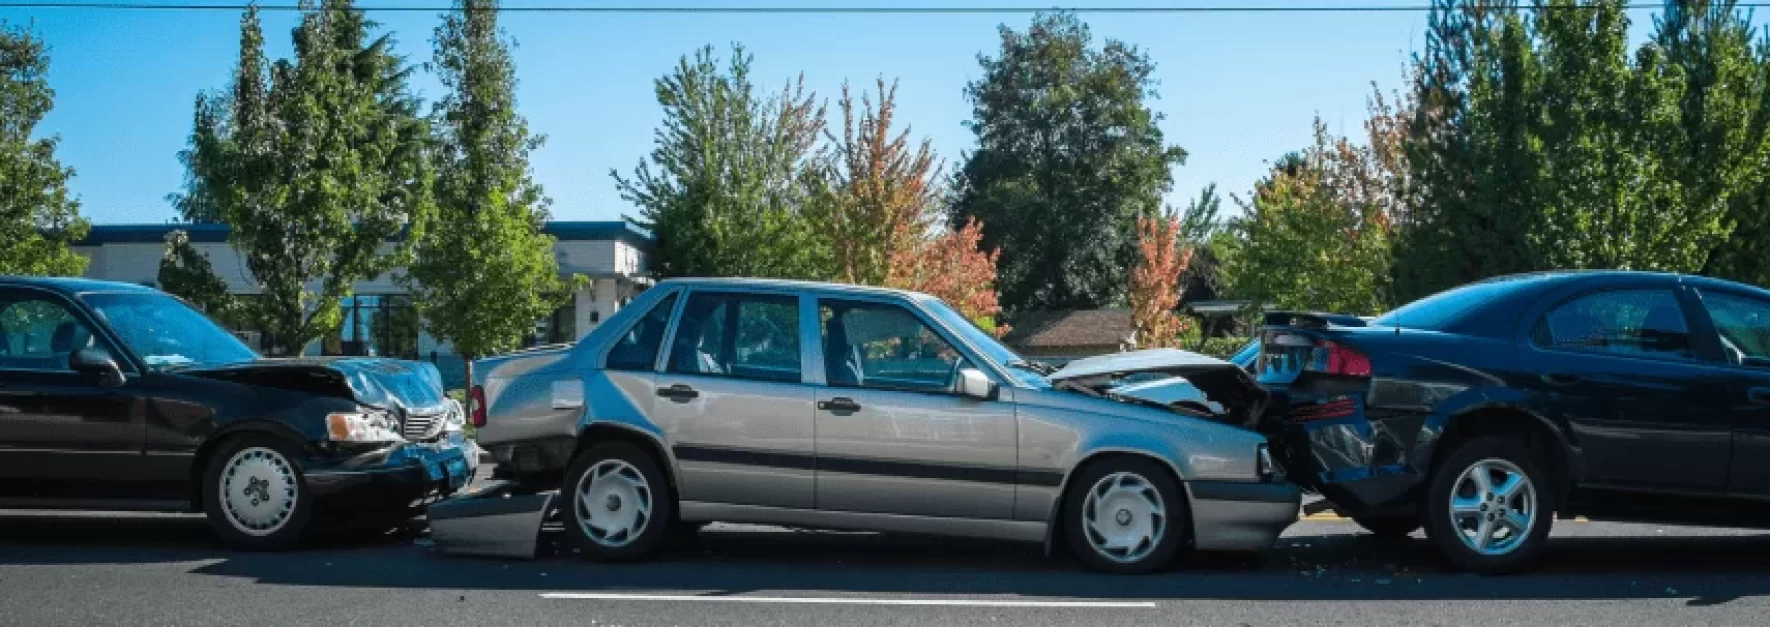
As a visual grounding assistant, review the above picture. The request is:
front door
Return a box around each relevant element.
[651,290,815,509]
[1521,287,1732,493]
[813,298,1017,520]
[0,288,144,500]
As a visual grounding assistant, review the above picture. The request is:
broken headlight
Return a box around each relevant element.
[326,410,403,443]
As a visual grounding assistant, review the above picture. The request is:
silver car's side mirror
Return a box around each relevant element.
[956,367,997,400]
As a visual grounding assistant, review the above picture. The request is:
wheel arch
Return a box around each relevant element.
[1042,448,1193,556]
[575,421,682,496]
[1428,404,1577,500]
[189,420,315,511]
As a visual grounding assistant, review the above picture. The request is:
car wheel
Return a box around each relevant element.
[1061,458,1187,575]
[1424,437,1555,574]
[563,442,674,561]
[1353,514,1420,539]
[202,435,315,551]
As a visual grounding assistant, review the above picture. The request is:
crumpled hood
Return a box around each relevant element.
[185,357,451,414]
[1048,348,1270,428]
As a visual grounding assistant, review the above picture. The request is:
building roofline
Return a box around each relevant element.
[73,221,655,249]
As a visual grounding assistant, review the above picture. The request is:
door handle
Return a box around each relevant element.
[1749,387,1770,404]
[818,397,862,413]
[656,384,699,402]
[1542,374,1581,387]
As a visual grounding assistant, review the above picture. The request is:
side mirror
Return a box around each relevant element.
[956,367,998,401]
[70,348,125,388]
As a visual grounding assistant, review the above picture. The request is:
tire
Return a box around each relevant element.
[562,442,675,561]
[1061,457,1188,575]
[1423,436,1555,574]
[1353,514,1421,539]
[202,434,315,551]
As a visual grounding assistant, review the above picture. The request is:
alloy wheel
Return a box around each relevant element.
[1448,458,1537,556]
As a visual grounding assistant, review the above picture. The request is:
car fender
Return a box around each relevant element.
[573,373,683,493]
[1417,387,1581,480]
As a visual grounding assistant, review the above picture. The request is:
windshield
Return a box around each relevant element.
[921,298,1047,388]
[82,292,258,370]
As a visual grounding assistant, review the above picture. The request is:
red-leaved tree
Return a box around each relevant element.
[887,218,1006,336]
[1129,212,1193,348]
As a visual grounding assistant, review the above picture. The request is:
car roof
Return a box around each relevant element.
[0,276,160,297]
[654,277,931,300]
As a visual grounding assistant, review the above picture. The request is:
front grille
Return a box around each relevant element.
[401,408,447,441]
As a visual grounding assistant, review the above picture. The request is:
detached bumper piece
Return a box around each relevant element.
[427,480,556,560]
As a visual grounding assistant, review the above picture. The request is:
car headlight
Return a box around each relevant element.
[327,410,403,443]
[442,398,466,432]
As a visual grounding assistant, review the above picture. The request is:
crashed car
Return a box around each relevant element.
[1252,271,1770,573]
[0,277,476,550]
[470,278,1295,574]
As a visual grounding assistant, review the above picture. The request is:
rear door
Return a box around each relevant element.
[0,287,146,500]
[651,289,816,509]
[1684,287,1770,497]
[811,297,1017,520]
[1520,286,1733,493]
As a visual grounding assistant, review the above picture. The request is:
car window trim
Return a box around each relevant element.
[813,295,996,398]
[0,284,140,375]
[1688,286,1770,370]
[663,289,806,385]
[1525,286,1703,365]
[597,287,683,372]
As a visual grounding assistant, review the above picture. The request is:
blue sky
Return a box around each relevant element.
[0,1,1739,225]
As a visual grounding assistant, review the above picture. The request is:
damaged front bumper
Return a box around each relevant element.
[305,430,480,509]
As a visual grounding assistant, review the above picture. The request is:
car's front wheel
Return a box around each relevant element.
[1062,458,1187,574]
[1424,437,1555,574]
[562,442,674,561]
[202,435,315,550]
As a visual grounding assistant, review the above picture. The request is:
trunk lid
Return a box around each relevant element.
[1047,348,1270,428]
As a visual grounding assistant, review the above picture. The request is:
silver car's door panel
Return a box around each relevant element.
[654,374,816,509]
[813,388,1018,518]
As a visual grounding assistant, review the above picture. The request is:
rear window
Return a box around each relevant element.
[1371,280,1519,331]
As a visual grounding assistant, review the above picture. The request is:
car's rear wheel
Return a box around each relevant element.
[1353,514,1420,539]
[202,435,315,551]
[1061,458,1187,575]
[1424,437,1554,574]
[562,442,674,561]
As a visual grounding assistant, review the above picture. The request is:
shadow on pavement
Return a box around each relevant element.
[5,512,1770,604]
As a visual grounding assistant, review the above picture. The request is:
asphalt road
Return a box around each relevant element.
[4,507,1770,627]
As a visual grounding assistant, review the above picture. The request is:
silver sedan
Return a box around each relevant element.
[471,278,1298,574]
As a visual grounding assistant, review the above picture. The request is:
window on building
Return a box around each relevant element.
[323,295,419,358]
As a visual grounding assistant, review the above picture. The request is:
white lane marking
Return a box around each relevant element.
[539,592,1157,608]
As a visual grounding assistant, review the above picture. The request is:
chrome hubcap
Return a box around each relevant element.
[575,459,652,548]
[1082,472,1166,564]
[220,447,298,536]
[1449,458,1536,556]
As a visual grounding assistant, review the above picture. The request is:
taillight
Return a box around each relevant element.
[1291,396,1358,421]
[469,385,487,428]
[1311,341,1371,377]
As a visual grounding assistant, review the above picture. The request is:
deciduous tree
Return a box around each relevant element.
[1129,212,1191,349]
[886,219,1004,333]
[815,78,943,286]
[0,23,88,277]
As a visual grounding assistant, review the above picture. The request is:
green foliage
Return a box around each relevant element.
[0,23,88,277]
[615,45,830,280]
[169,2,435,355]
[157,230,248,328]
[951,12,1186,312]
[403,0,573,380]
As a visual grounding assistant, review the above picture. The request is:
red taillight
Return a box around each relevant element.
[1314,341,1371,377]
[469,385,487,428]
[1292,396,1358,421]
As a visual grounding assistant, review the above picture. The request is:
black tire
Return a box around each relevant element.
[1061,457,1188,575]
[1423,436,1555,574]
[562,442,675,561]
[1353,514,1421,539]
[202,434,316,551]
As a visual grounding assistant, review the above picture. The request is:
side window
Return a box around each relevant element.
[1697,291,1770,367]
[820,299,969,393]
[1532,289,1694,360]
[0,293,96,371]
[605,293,678,371]
[667,292,801,383]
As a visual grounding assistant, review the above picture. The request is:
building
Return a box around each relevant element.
[71,222,652,382]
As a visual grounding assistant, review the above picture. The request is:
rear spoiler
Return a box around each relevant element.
[1262,311,1369,329]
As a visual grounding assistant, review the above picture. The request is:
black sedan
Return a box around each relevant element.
[0,277,476,549]
[1259,270,1770,573]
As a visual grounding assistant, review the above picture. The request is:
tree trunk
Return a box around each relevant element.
[461,355,475,397]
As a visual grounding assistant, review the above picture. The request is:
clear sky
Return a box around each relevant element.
[0,0,1735,226]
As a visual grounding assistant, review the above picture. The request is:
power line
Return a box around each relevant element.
[0,2,1758,14]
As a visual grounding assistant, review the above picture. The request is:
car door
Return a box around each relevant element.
[1684,287,1770,497]
[812,297,1017,520]
[0,287,146,500]
[1519,286,1733,493]
[650,289,816,509]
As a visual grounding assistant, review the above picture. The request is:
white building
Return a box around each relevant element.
[72,221,652,382]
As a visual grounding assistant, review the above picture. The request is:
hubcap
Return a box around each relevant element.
[574,459,653,548]
[1449,458,1537,556]
[1082,472,1166,564]
[220,447,298,536]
